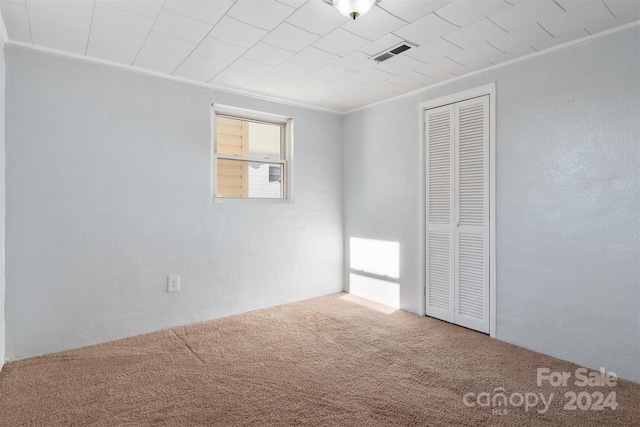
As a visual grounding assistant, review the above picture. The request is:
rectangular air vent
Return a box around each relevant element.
[389,44,412,55]
[371,42,416,63]
[373,52,394,62]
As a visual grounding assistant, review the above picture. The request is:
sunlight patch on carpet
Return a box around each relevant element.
[340,290,398,314]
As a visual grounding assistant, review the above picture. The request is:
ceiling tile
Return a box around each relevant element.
[142,31,197,58]
[405,37,462,62]
[226,0,295,31]
[447,41,507,68]
[291,91,343,111]
[392,13,459,45]
[367,92,395,104]
[269,61,315,79]
[554,0,596,11]
[285,0,347,36]
[208,16,268,48]
[531,26,589,51]
[100,1,164,18]
[87,25,145,64]
[375,54,427,75]
[362,80,404,97]
[415,57,468,78]
[436,0,512,27]
[26,0,94,53]
[313,28,369,57]
[360,33,405,56]
[226,57,273,78]
[603,0,640,19]
[276,0,305,7]
[1,0,28,27]
[332,88,383,109]
[428,73,461,85]
[243,74,295,95]
[310,64,356,82]
[378,0,452,23]
[152,9,213,43]
[262,22,320,52]
[193,37,246,63]
[385,70,433,90]
[587,17,639,36]
[173,54,228,81]
[163,0,233,25]
[350,67,395,85]
[133,48,185,74]
[91,2,154,39]
[341,6,407,41]
[442,18,507,49]
[4,22,31,43]
[243,42,295,66]
[290,46,340,69]
[331,78,377,95]
[208,69,255,88]
[28,0,97,24]
[271,84,315,103]
[29,23,89,55]
[293,76,332,95]
[489,0,564,32]
[539,1,615,38]
[324,98,368,112]
[488,23,552,55]
[338,51,376,72]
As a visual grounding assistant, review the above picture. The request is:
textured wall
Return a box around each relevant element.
[344,27,640,383]
[0,26,5,370]
[4,45,343,360]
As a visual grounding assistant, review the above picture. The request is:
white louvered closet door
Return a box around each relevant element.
[425,95,490,334]
[425,104,455,323]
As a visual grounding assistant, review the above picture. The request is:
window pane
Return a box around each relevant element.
[216,159,282,198]
[216,116,281,159]
[216,117,248,157]
[268,165,281,182]
[217,158,247,197]
[248,121,281,159]
[248,162,282,198]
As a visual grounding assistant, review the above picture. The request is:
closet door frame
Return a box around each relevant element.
[419,83,497,338]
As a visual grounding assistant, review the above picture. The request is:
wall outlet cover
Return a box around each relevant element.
[167,275,180,292]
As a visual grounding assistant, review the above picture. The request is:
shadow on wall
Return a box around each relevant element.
[348,237,400,310]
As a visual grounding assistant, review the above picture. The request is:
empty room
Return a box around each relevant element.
[0,0,638,425]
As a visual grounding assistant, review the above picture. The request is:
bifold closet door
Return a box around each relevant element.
[425,104,456,324]
[425,95,490,334]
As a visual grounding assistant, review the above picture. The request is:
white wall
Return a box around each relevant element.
[344,26,640,383]
[0,20,5,371]
[4,45,343,360]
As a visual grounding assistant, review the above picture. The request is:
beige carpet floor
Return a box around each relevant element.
[0,293,638,426]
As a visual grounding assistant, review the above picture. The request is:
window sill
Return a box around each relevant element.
[211,196,293,204]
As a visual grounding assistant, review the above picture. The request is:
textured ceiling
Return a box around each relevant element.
[1,0,638,112]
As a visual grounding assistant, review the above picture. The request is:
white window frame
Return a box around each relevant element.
[211,103,294,202]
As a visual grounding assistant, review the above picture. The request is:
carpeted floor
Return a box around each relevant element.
[0,293,638,426]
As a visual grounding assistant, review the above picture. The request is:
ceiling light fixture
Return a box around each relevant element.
[331,0,380,20]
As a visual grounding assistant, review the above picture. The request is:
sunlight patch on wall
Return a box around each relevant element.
[348,237,400,309]
[349,273,400,309]
[349,237,399,279]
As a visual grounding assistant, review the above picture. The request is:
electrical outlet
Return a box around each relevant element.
[167,275,180,292]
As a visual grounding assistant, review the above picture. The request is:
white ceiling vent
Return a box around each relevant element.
[371,42,416,63]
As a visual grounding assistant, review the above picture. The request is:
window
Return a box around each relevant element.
[268,165,281,183]
[212,104,292,200]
